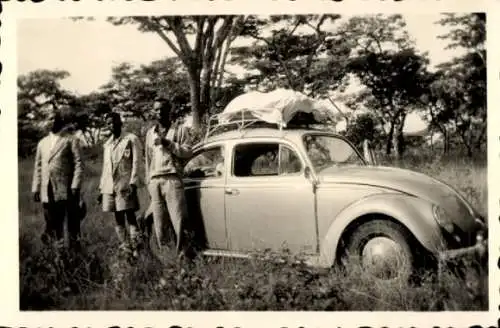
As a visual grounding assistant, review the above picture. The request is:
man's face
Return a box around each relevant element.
[152,101,162,118]
[51,114,64,133]
[105,116,121,135]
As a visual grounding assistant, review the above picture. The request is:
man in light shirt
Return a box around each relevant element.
[32,109,83,248]
[145,100,193,257]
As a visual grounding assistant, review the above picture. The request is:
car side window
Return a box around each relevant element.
[279,144,302,175]
[233,142,301,177]
[184,146,225,179]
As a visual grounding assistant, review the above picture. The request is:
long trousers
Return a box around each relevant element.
[147,175,190,253]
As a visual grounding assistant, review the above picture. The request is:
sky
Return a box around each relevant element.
[17,14,462,133]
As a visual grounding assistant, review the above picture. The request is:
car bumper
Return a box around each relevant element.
[438,238,488,262]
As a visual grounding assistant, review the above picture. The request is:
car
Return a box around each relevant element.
[180,115,487,281]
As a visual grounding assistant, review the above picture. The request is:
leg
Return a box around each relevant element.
[52,200,67,242]
[42,182,65,243]
[163,177,191,254]
[148,179,169,250]
[66,196,82,250]
[114,211,129,250]
[125,210,140,255]
[42,203,56,243]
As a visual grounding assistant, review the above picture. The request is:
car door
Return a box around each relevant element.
[183,144,228,250]
[224,139,317,255]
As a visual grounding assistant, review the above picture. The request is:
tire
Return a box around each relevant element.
[340,219,415,282]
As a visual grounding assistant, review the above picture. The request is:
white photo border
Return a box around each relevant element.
[1,0,498,327]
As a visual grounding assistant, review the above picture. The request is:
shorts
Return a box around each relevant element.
[102,190,139,212]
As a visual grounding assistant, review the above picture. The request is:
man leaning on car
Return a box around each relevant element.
[145,99,193,259]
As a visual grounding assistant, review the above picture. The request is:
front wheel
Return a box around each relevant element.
[340,219,416,282]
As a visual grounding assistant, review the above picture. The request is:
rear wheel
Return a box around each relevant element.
[340,219,415,282]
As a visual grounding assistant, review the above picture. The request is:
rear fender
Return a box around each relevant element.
[318,193,446,267]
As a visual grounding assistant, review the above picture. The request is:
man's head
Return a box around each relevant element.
[51,106,74,133]
[105,112,123,136]
[153,99,173,129]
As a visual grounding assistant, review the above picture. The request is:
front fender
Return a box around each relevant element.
[318,193,446,267]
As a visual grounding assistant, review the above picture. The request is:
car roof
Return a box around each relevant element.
[197,127,343,147]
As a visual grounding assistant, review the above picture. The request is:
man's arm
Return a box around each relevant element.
[129,134,142,187]
[166,126,193,159]
[31,141,42,195]
[144,128,152,184]
[98,142,106,193]
[70,136,83,191]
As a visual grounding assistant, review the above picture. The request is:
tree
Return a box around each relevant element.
[100,58,191,121]
[18,69,75,122]
[71,91,116,146]
[340,14,430,159]
[17,69,77,156]
[343,112,379,149]
[230,15,351,121]
[427,13,486,157]
[108,15,247,131]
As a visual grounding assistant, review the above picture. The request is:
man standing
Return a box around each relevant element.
[32,109,83,249]
[145,100,193,257]
[98,112,143,257]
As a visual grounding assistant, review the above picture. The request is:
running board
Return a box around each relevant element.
[201,249,326,268]
[202,249,251,259]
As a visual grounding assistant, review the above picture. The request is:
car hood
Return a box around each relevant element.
[318,165,480,231]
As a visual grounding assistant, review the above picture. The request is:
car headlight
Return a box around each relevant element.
[433,204,455,234]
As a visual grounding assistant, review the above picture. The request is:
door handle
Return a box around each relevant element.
[225,188,239,195]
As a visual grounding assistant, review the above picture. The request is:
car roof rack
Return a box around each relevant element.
[203,110,337,143]
[204,110,284,141]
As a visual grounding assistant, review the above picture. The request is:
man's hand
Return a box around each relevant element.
[97,194,102,205]
[33,192,40,203]
[160,138,173,149]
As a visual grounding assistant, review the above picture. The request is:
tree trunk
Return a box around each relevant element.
[385,123,394,156]
[393,113,406,160]
[188,69,202,132]
[443,128,449,155]
[200,67,212,118]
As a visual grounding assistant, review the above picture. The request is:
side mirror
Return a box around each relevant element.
[363,139,377,165]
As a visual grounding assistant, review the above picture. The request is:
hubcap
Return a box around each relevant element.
[361,237,407,280]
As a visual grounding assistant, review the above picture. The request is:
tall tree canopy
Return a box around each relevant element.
[108,15,247,131]
[230,14,351,120]
[423,13,486,157]
[339,14,431,158]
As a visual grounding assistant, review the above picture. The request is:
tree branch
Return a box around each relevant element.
[167,17,194,59]
[148,17,183,58]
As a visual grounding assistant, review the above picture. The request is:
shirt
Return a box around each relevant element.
[145,123,193,182]
[48,132,61,152]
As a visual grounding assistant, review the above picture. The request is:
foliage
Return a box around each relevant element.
[99,58,190,121]
[18,14,486,161]
[229,15,351,121]
[339,15,431,159]
[107,15,248,130]
[342,113,380,149]
[17,69,77,156]
[422,13,486,157]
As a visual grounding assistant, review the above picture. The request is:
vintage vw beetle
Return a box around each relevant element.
[180,90,488,280]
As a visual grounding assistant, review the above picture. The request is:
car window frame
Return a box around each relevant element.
[230,139,305,179]
[302,132,367,170]
[183,143,226,180]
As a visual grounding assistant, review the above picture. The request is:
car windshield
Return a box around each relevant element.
[303,134,365,171]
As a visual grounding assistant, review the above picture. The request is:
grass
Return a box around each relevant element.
[18,147,488,311]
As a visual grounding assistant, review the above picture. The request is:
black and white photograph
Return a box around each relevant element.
[15,12,488,312]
